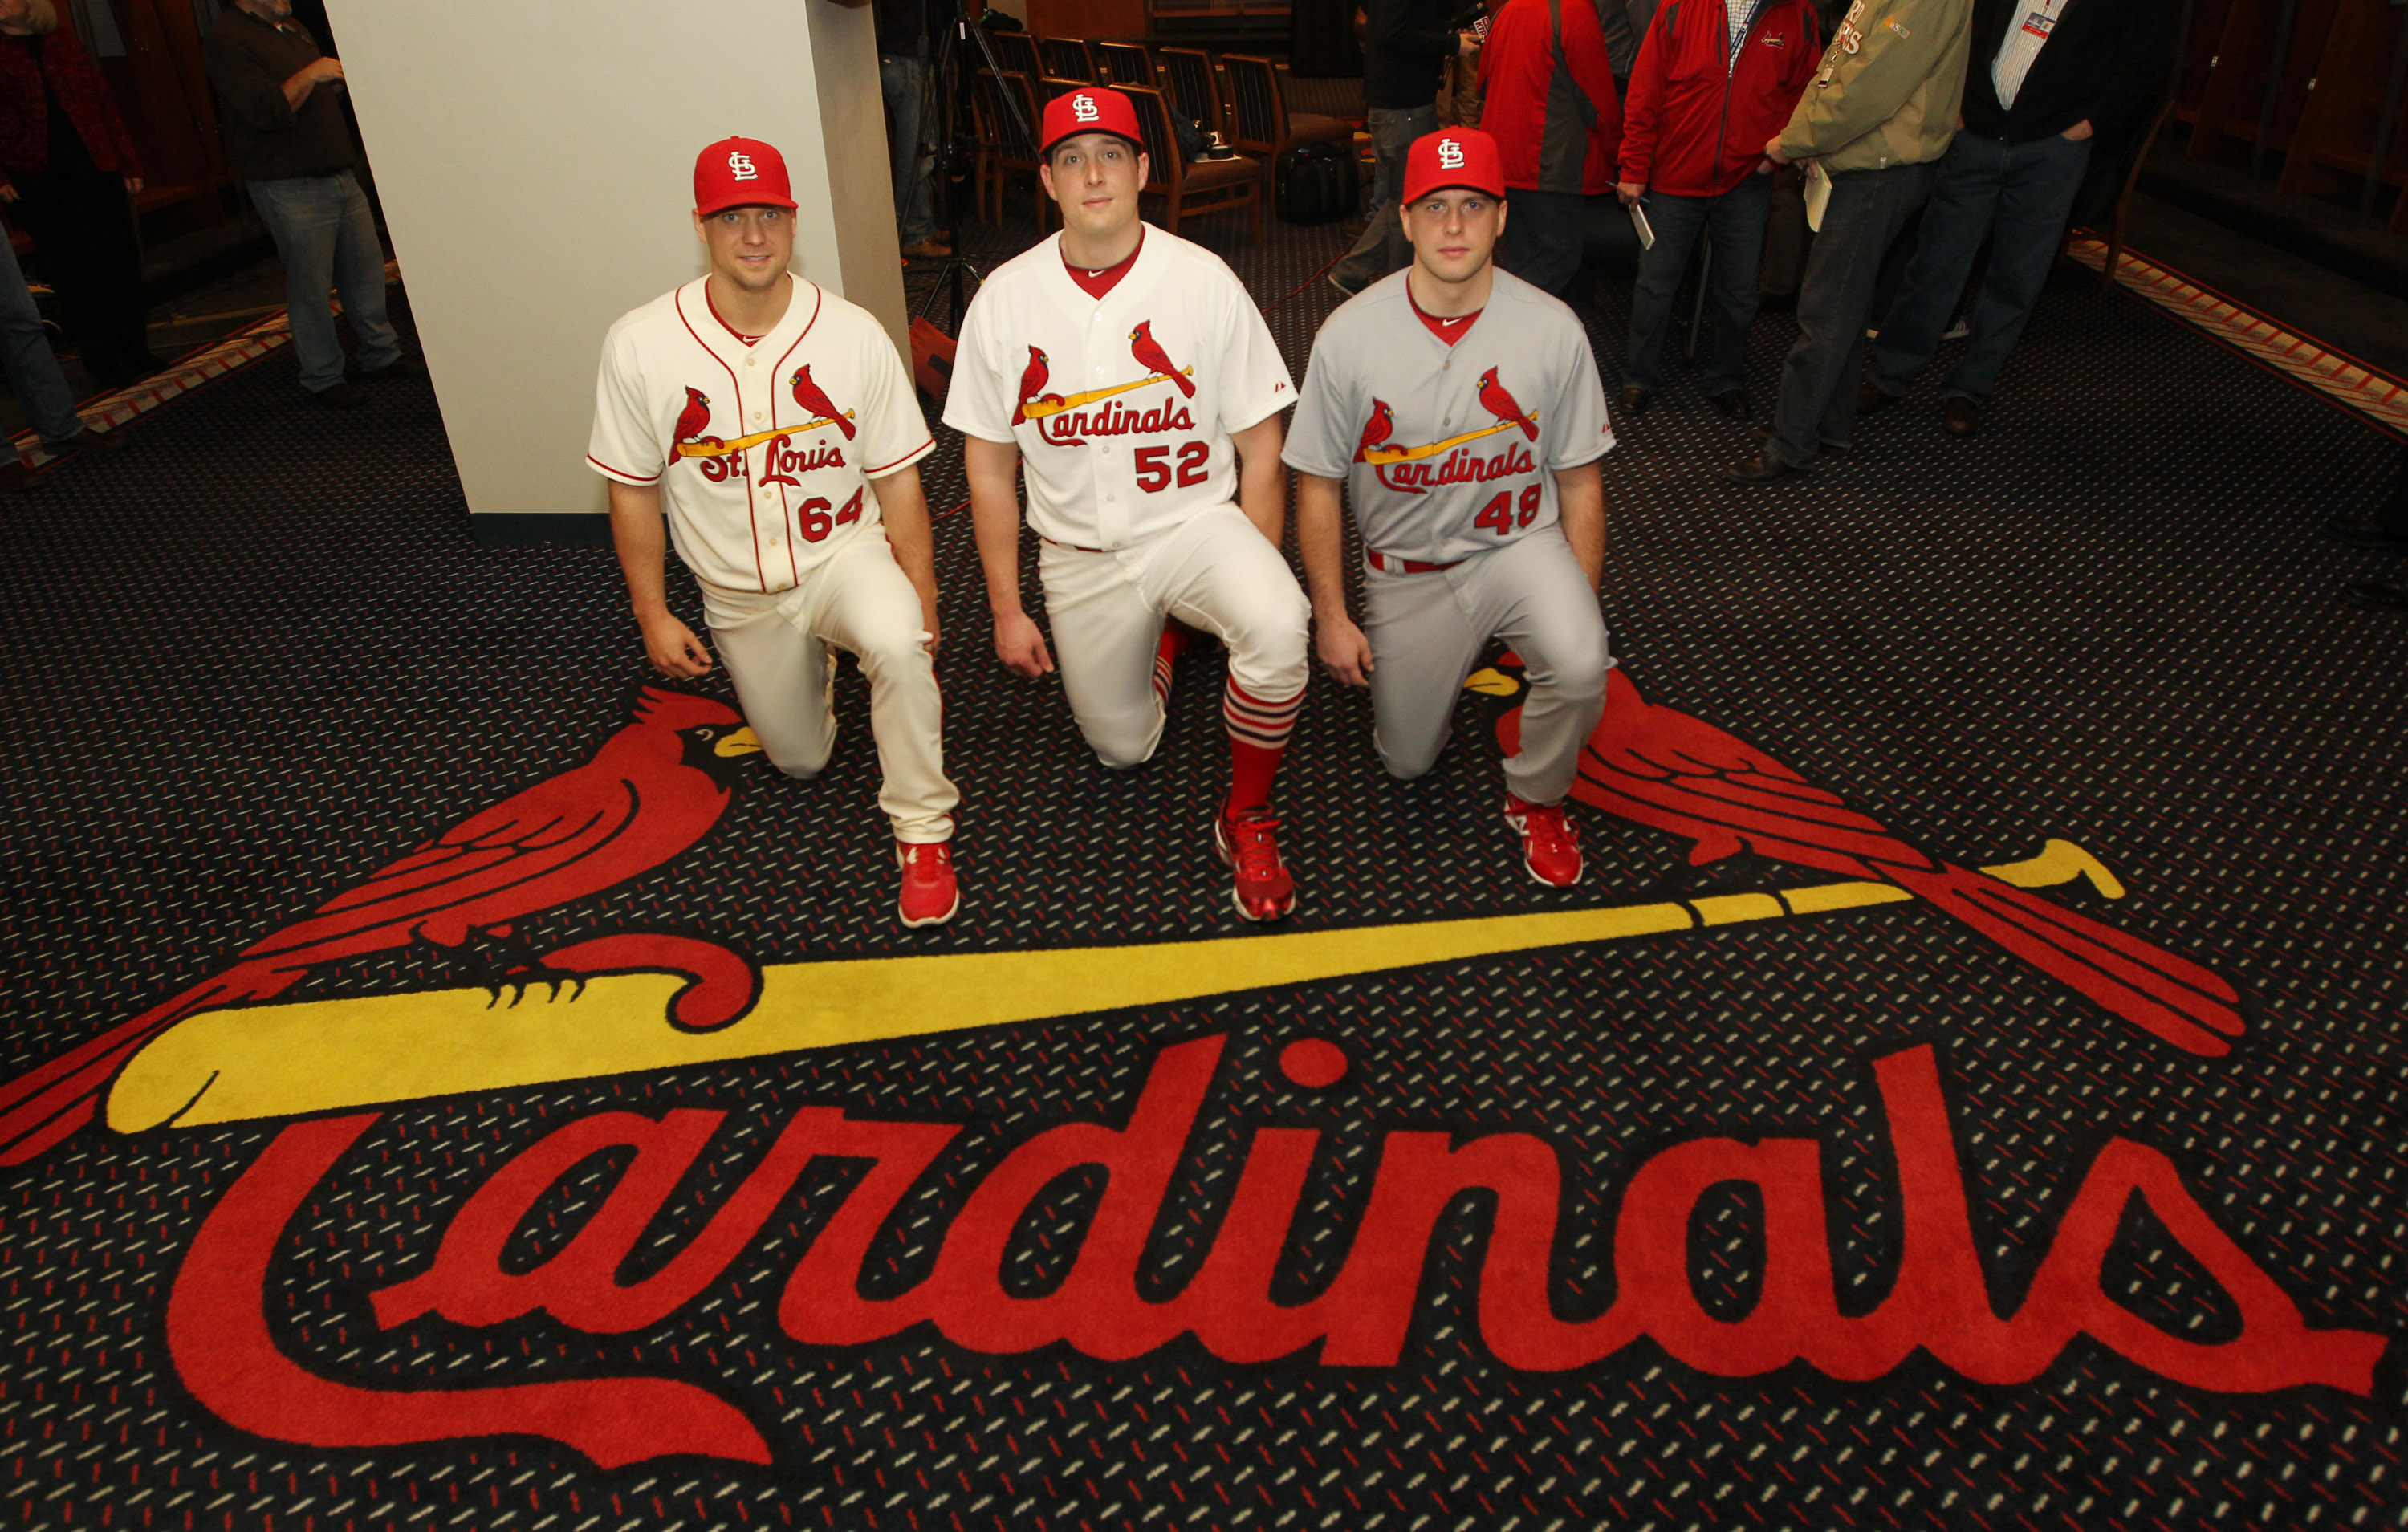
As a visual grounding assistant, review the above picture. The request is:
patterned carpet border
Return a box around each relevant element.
[2066,234,2408,441]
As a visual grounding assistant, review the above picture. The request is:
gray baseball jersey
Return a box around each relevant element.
[1283,268,1613,565]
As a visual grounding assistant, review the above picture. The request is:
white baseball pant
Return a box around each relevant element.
[1037,502,1311,768]
[1363,524,1610,803]
[705,530,958,843]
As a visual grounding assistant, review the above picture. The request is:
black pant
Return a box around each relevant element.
[11,161,152,388]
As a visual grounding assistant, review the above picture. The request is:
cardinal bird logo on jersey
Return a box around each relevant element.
[1354,400,1396,461]
[1479,663,2247,1058]
[1011,345,1062,425]
[674,386,718,452]
[0,689,767,1165]
[1476,367,1540,441]
[1129,321,1196,398]
[788,365,856,440]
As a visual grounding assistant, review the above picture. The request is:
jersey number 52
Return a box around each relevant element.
[1133,441,1210,493]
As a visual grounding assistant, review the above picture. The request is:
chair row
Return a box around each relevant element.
[968,70,1263,242]
[983,33,1354,179]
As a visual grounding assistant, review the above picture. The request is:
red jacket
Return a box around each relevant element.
[1479,0,1622,196]
[0,26,141,187]
[1618,0,1818,197]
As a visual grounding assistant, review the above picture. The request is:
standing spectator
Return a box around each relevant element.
[877,0,946,262]
[204,0,413,408]
[0,0,160,392]
[1615,0,1820,419]
[1856,0,2174,437]
[0,229,120,483]
[1725,0,1975,483]
[1331,0,1476,295]
[1480,0,1621,306]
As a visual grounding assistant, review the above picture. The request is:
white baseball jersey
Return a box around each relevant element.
[588,278,933,608]
[1283,269,1613,566]
[943,229,1294,551]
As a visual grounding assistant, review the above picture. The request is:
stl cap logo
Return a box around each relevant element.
[727,149,759,181]
[1438,136,1466,169]
[1072,93,1100,123]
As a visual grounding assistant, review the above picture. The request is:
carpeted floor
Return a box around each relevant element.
[2,196,2406,1531]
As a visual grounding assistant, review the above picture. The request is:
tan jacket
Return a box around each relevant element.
[1775,0,1974,174]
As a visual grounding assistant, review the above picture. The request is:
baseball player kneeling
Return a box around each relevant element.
[946,87,1310,921]
[1288,128,1613,886]
[588,137,962,927]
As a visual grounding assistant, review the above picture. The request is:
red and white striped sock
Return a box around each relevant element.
[1223,678,1302,817]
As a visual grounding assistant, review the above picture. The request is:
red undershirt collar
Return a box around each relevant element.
[1064,227,1145,299]
[705,285,765,347]
[1409,284,1482,346]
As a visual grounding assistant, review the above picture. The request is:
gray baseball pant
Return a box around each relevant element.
[1363,525,1610,803]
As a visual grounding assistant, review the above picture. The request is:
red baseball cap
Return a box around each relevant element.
[694,137,799,217]
[1040,86,1144,157]
[1401,128,1506,205]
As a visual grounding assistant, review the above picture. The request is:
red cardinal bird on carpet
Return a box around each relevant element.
[1011,345,1051,425]
[0,689,760,1165]
[1476,367,1539,441]
[1129,321,1196,398]
[1495,668,2247,1056]
[789,364,856,440]
[674,386,715,449]
[1356,400,1396,460]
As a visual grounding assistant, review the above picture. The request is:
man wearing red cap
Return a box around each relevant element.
[1287,128,1614,888]
[588,137,962,928]
[945,87,1309,923]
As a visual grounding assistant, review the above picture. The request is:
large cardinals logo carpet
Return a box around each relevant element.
[3,208,2406,1530]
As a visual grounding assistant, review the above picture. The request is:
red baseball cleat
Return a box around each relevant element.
[1214,811,1296,922]
[897,840,959,928]
[1503,794,1583,887]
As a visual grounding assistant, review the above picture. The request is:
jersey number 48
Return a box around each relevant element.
[1473,484,1544,537]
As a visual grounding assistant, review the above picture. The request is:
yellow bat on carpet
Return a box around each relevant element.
[105,841,2121,1132]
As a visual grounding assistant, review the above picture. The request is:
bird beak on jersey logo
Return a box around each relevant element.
[714,728,764,757]
[1463,668,1521,697]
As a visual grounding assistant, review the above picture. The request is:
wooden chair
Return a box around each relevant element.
[970,70,1044,225]
[2096,95,2181,287]
[989,28,1045,84]
[1155,47,1227,138]
[1096,41,1157,88]
[1037,75,1090,104]
[1121,83,1261,242]
[1218,54,1352,200]
[1039,36,1097,82]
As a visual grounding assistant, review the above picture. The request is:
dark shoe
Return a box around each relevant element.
[310,380,371,408]
[1857,382,1900,416]
[1616,384,1654,417]
[1749,423,1847,459]
[42,427,124,457]
[1724,449,1808,485]
[358,352,426,380]
[2324,512,2408,552]
[1711,388,1749,419]
[1942,396,1980,437]
[901,237,953,260]
[2341,579,2408,613]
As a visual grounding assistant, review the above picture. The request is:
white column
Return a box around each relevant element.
[323,0,905,538]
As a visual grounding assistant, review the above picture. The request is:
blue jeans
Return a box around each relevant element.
[0,232,84,444]
[1624,171,1773,395]
[248,169,401,393]
[1867,130,2093,405]
[1767,160,1937,469]
[881,54,936,249]
[1332,104,1438,290]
